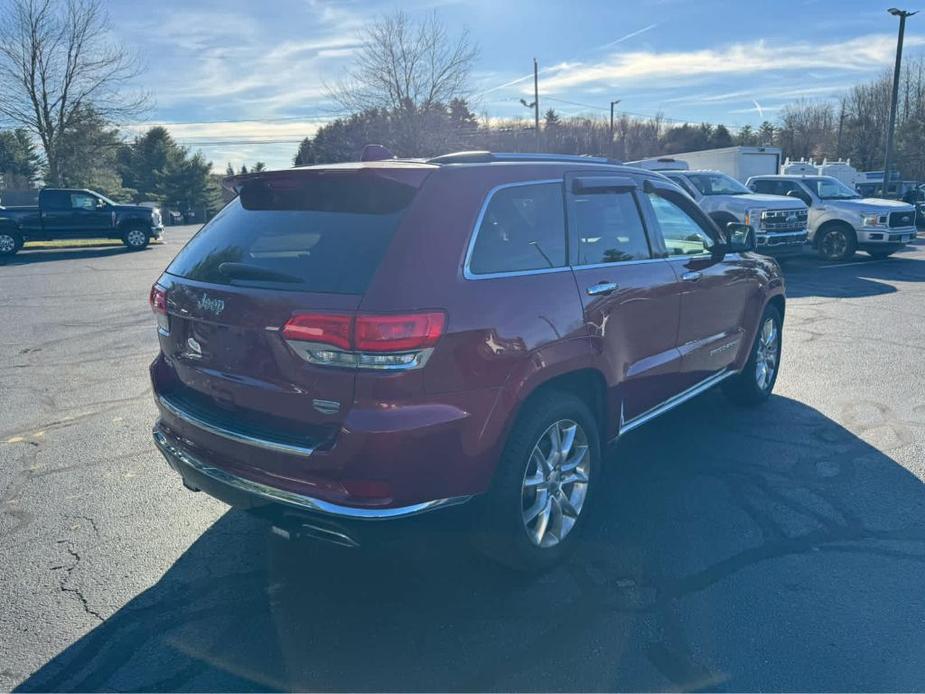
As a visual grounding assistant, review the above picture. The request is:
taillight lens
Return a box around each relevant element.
[280,311,446,370]
[281,313,352,350]
[355,312,445,352]
[149,284,169,334]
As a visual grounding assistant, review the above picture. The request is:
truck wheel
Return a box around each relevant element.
[867,249,896,260]
[722,304,782,406]
[0,230,22,258]
[816,224,856,261]
[122,227,149,251]
[472,391,601,572]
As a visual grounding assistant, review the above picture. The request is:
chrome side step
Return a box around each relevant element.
[620,369,733,436]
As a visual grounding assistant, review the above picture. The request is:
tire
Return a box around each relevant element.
[122,226,150,251]
[867,249,896,259]
[722,304,782,406]
[472,390,601,572]
[816,224,856,261]
[0,229,22,258]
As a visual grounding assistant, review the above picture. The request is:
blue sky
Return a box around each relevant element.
[111,0,925,169]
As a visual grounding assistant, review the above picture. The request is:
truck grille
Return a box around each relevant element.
[761,209,808,232]
[888,211,915,228]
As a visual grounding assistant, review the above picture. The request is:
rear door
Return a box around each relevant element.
[156,168,431,452]
[640,181,756,390]
[38,190,74,236]
[565,173,682,423]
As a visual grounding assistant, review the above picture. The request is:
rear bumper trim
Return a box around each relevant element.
[157,393,317,458]
[152,427,472,520]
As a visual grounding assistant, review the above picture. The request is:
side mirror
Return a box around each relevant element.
[722,222,756,254]
[786,189,811,205]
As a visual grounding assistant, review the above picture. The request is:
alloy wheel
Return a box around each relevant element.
[821,229,847,260]
[0,234,16,254]
[521,418,591,548]
[126,229,147,247]
[755,317,779,391]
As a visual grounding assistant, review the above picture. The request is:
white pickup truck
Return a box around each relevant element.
[747,175,917,261]
[627,158,809,257]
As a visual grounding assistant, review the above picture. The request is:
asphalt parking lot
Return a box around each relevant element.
[1,226,924,692]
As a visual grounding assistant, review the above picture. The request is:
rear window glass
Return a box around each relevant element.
[166,173,418,294]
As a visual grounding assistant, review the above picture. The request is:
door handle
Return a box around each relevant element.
[681,271,703,282]
[586,281,618,296]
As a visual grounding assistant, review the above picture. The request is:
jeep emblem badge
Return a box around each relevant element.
[197,294,225,316]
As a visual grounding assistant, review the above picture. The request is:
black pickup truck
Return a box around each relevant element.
[0,188,164,257]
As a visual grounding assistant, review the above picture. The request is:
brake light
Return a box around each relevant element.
[281,313,352,350]
[149,284,167,314]
[149,284,169,334]
[280,311,446,370]
[355,312,445,352]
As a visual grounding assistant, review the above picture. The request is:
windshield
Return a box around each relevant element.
[805,176,860,200]
[685,172,751,196]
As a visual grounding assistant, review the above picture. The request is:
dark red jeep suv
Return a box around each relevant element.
[150,151,785,569]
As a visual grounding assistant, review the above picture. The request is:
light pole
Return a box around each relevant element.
[884,8,917,195]
[609,99,621,160]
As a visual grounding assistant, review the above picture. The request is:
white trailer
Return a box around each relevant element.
[817,159,861,188]
[781,157,819,176]
[642,146,782,183]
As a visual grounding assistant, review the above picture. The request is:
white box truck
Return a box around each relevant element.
[639,146,782,183]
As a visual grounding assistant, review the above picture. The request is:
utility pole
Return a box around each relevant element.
[533,58,540,152]
[884,8,917,195]
[519,58,541,152]
[609,99,622,160]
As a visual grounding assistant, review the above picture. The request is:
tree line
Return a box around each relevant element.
[3,1,925,212]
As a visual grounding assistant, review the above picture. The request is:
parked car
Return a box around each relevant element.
[658,168,808,257]
[149,151,786,570]
[0,188,164,257]
[747,175,917,261]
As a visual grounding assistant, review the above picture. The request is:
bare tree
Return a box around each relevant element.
[0,0,148,184]
[328,10,477,114]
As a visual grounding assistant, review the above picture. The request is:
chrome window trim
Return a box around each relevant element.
[570,257,670,270]
[463,179,566,280]
[157,393,317,458]
[153,428,472,520]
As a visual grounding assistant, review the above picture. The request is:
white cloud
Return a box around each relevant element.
[534,34,925,93]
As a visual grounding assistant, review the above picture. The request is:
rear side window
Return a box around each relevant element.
[41,190,69,209]
[167,173,419,294]
[571,191,651,264]
[468,182,566,275]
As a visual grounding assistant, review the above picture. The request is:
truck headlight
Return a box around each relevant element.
[862,214,887,227]
[744,209,764,229]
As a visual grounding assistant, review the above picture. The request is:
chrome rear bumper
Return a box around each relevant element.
[152,426,472,521]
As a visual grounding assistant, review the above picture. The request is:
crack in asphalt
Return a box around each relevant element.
[55,542,104,623]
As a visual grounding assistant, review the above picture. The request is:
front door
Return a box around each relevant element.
[67,191,114,236]
[565,173,682,425]
[640,187,756,390]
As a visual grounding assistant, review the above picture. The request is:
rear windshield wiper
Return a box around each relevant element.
[218,262,305,284]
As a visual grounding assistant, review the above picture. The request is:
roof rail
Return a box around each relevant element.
[426,151,619,165]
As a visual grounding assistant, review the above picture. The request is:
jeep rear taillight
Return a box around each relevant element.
[281,313,352,350]
[354,312,445,352]
[281,311,446,370]
[149,284,169,334]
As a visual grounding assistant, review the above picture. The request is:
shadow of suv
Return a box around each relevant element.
[149,151,786,570]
